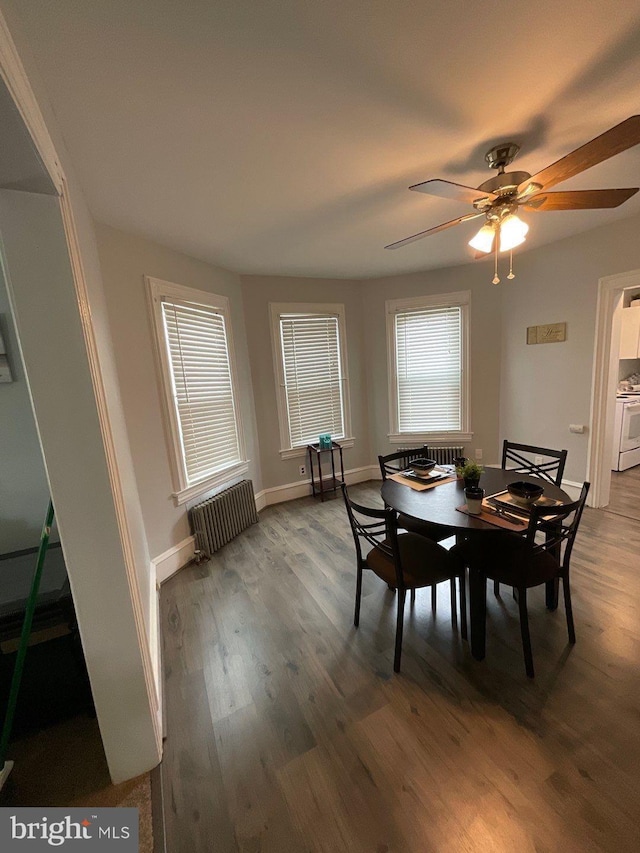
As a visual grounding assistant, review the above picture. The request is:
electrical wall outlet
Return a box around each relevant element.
[299,464,306,477]
[475,449,483,460]
[534,456,544,465]
[569,424,585,434]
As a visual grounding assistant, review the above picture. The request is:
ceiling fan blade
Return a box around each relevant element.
[409,179,497,206]
[385,212,483,250]
[517,115,640,195]
[523,188,639,211]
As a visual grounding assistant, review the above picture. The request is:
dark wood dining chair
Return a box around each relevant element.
[501,440,568,485]
[378,446,433,479]
[451,482,589,678]
[494,440,569,597]
[378,448,456,608]
[341,483,467,672]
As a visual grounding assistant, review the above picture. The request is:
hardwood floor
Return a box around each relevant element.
[160,483,640,852]
[606,464,640,521]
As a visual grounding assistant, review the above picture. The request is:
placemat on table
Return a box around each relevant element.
[456,503,528,531]
[487,489,563,516]
[388,471,457,491]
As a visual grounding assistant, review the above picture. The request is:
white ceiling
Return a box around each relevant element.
[9,0,640,278]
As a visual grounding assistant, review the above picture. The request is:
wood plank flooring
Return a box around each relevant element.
[160,481,640,852]
[606,464,640,521]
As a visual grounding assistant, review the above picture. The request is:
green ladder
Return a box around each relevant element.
[0,500,55,790]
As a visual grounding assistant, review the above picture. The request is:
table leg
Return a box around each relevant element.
[469,570,487,661]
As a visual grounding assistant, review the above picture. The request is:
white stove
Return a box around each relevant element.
[612,395,640,470]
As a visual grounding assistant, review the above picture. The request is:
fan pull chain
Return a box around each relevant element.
[507,250,515,280]
[492,233,500,284]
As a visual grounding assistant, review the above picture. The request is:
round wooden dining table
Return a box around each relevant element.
[380,467,572,659]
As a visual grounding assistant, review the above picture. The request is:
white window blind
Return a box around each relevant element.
[395,305,462,432]
[161,299,241,485]
[279,313,345,446]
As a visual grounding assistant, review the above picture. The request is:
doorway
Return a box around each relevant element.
[0,25,160,780]
[588,269,640,512]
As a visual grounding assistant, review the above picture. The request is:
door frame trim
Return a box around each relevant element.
[0,10,161,754]
[588,268,640,507]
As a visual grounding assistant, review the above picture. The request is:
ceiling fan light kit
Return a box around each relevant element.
[498,213,529,252]
[468,223,495,254]
[386,115,640,284]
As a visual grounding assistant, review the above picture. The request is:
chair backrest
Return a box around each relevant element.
[341,484,461,591]
[378,445,431,480]
[526,481,590,568]
[501,440,568,486]
[341,483,401,575]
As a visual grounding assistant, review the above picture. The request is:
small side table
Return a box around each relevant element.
[307,441,345,501]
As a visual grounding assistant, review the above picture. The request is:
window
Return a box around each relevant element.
[147,277,247,504]
[270,303,353,458]
[386,291,471,444]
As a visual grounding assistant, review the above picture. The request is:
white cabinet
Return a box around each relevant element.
[620,306,640,359]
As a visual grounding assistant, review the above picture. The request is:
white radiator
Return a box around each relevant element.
[427,446,465,465]
[189,479,258,555]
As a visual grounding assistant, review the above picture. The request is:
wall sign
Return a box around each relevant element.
[526,322,567,345]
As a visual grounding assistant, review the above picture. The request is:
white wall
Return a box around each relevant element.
[499,210,640,483]
[95,223,262,559]
[240,275,371,489]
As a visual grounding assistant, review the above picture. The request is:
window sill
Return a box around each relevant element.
[172,461,249,506]
[279,437,355,459]
[388,431,473,445]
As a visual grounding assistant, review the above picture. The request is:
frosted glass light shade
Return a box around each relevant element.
[468,223,495,253]
[499,214,528,252]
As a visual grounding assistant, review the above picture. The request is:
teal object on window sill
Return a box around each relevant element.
[319,433,332,449]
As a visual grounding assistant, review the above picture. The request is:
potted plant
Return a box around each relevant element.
[456,459,483,488]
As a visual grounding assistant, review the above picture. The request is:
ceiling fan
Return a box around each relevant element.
[385,115,640,282]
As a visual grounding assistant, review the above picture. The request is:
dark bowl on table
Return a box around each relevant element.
[507,480,544,506]
[409,458,437,478]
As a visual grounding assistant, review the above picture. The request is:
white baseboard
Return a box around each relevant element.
[254,464,380,510]
[148,564,163,738]
[361,464,383,482]
[151,537,196,737]
[152,535,196,585]
[252,464,583,509]
[149,562,159,683]
[561,479,583,501]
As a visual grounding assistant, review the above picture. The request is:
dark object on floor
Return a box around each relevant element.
[0,633,93,737]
